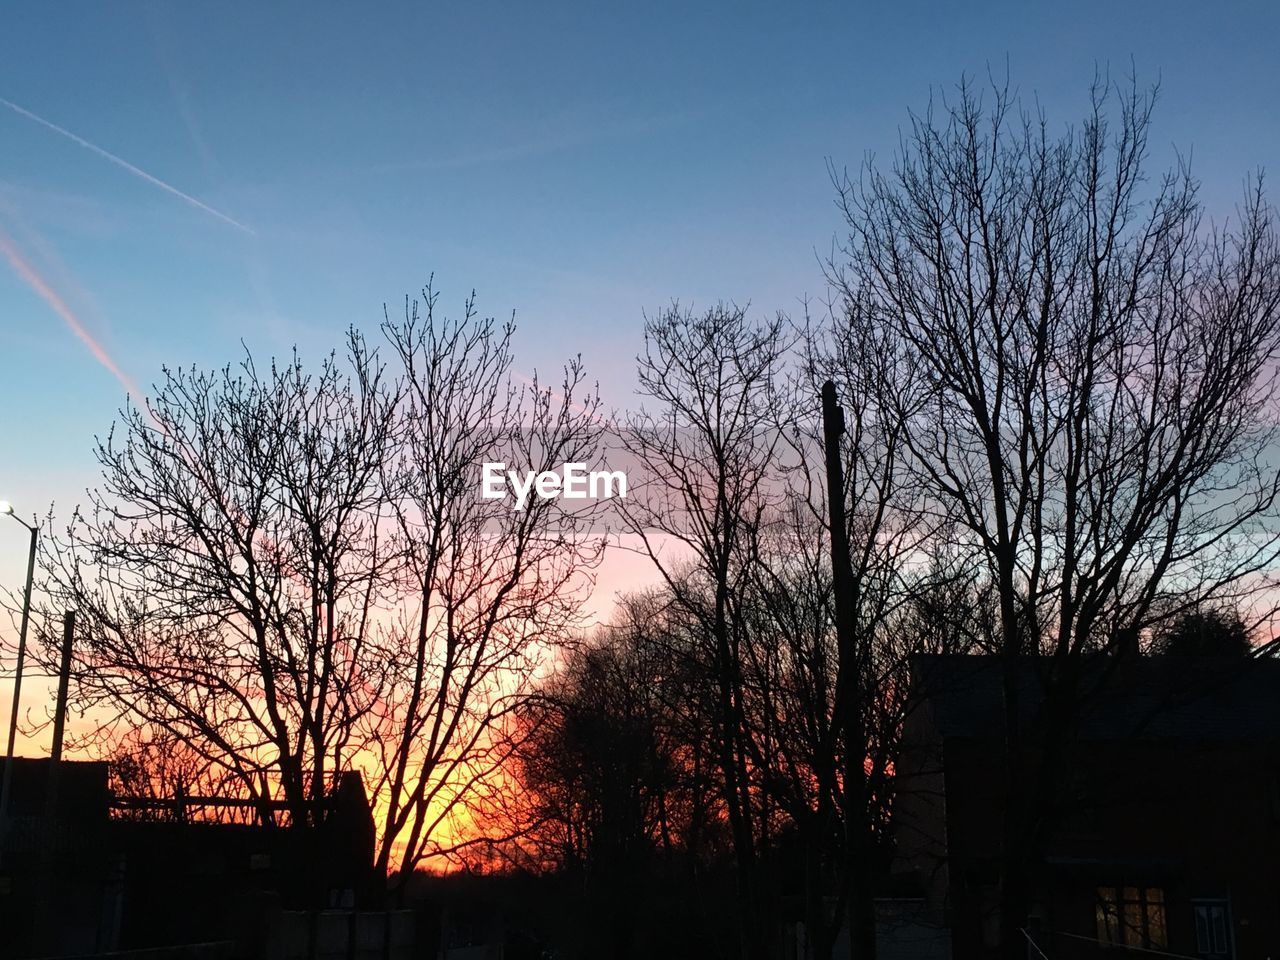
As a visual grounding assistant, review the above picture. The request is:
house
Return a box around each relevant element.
[0,758,384,958]
[892,654,1280,960]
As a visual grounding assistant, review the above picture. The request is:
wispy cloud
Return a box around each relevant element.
[0,96,254,234]
[144,6,223,183]
[370,109,692,174]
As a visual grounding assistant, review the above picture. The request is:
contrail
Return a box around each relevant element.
[0,226,143,402]
[0,96,254,235]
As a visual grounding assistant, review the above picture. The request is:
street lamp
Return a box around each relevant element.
[0,500,38,855]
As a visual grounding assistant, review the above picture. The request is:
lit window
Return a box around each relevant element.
[1096,886,1167,950]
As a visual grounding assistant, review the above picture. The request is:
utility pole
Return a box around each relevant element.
[36,611,76,957]
[0,503,38,870]
[50,610,75,763]
[821,381,877,960]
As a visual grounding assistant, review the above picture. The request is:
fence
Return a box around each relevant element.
[265,911,416,960]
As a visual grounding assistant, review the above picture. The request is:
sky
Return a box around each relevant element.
[2,1,1280,746]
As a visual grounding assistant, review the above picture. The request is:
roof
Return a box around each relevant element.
[3,756,110,819]
[911,653,1280,743]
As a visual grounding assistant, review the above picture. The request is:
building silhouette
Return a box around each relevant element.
[894,654,1280,960]
[0,759,386,959]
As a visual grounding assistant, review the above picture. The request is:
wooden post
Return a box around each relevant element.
[41,612,75,960]
[50,610,75,763]
[821,381,877,960]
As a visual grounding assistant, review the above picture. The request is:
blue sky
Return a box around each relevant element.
[2,1,1279,635]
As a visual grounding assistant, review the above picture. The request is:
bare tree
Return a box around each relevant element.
[608,301,951,959]
[33,282,607,893]
[106,726,241,821]
[829,72,1280,958]
[364,284,606,883]
[614,303,791,960]
[498,591,710,874]
[731,306,957,959]
[36,336,400,828]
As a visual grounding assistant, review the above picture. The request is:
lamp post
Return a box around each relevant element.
[0,499,38,856]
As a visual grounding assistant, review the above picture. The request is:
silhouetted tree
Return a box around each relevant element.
[36,338,399,830]
[498,594,713,958]
[605,302,969,960]
[503,593,711,873]
[615,303,791,960]
[1150,607,1253,657]
[754,306,952,960]
[737,486,975,960]
[829,72,1280,958]
[107,727,249,822]
[367,285,605,883]
[33,281,606,889]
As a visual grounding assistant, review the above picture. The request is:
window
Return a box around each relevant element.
[1192,900,1232,960]
[1096,886,1168,950]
